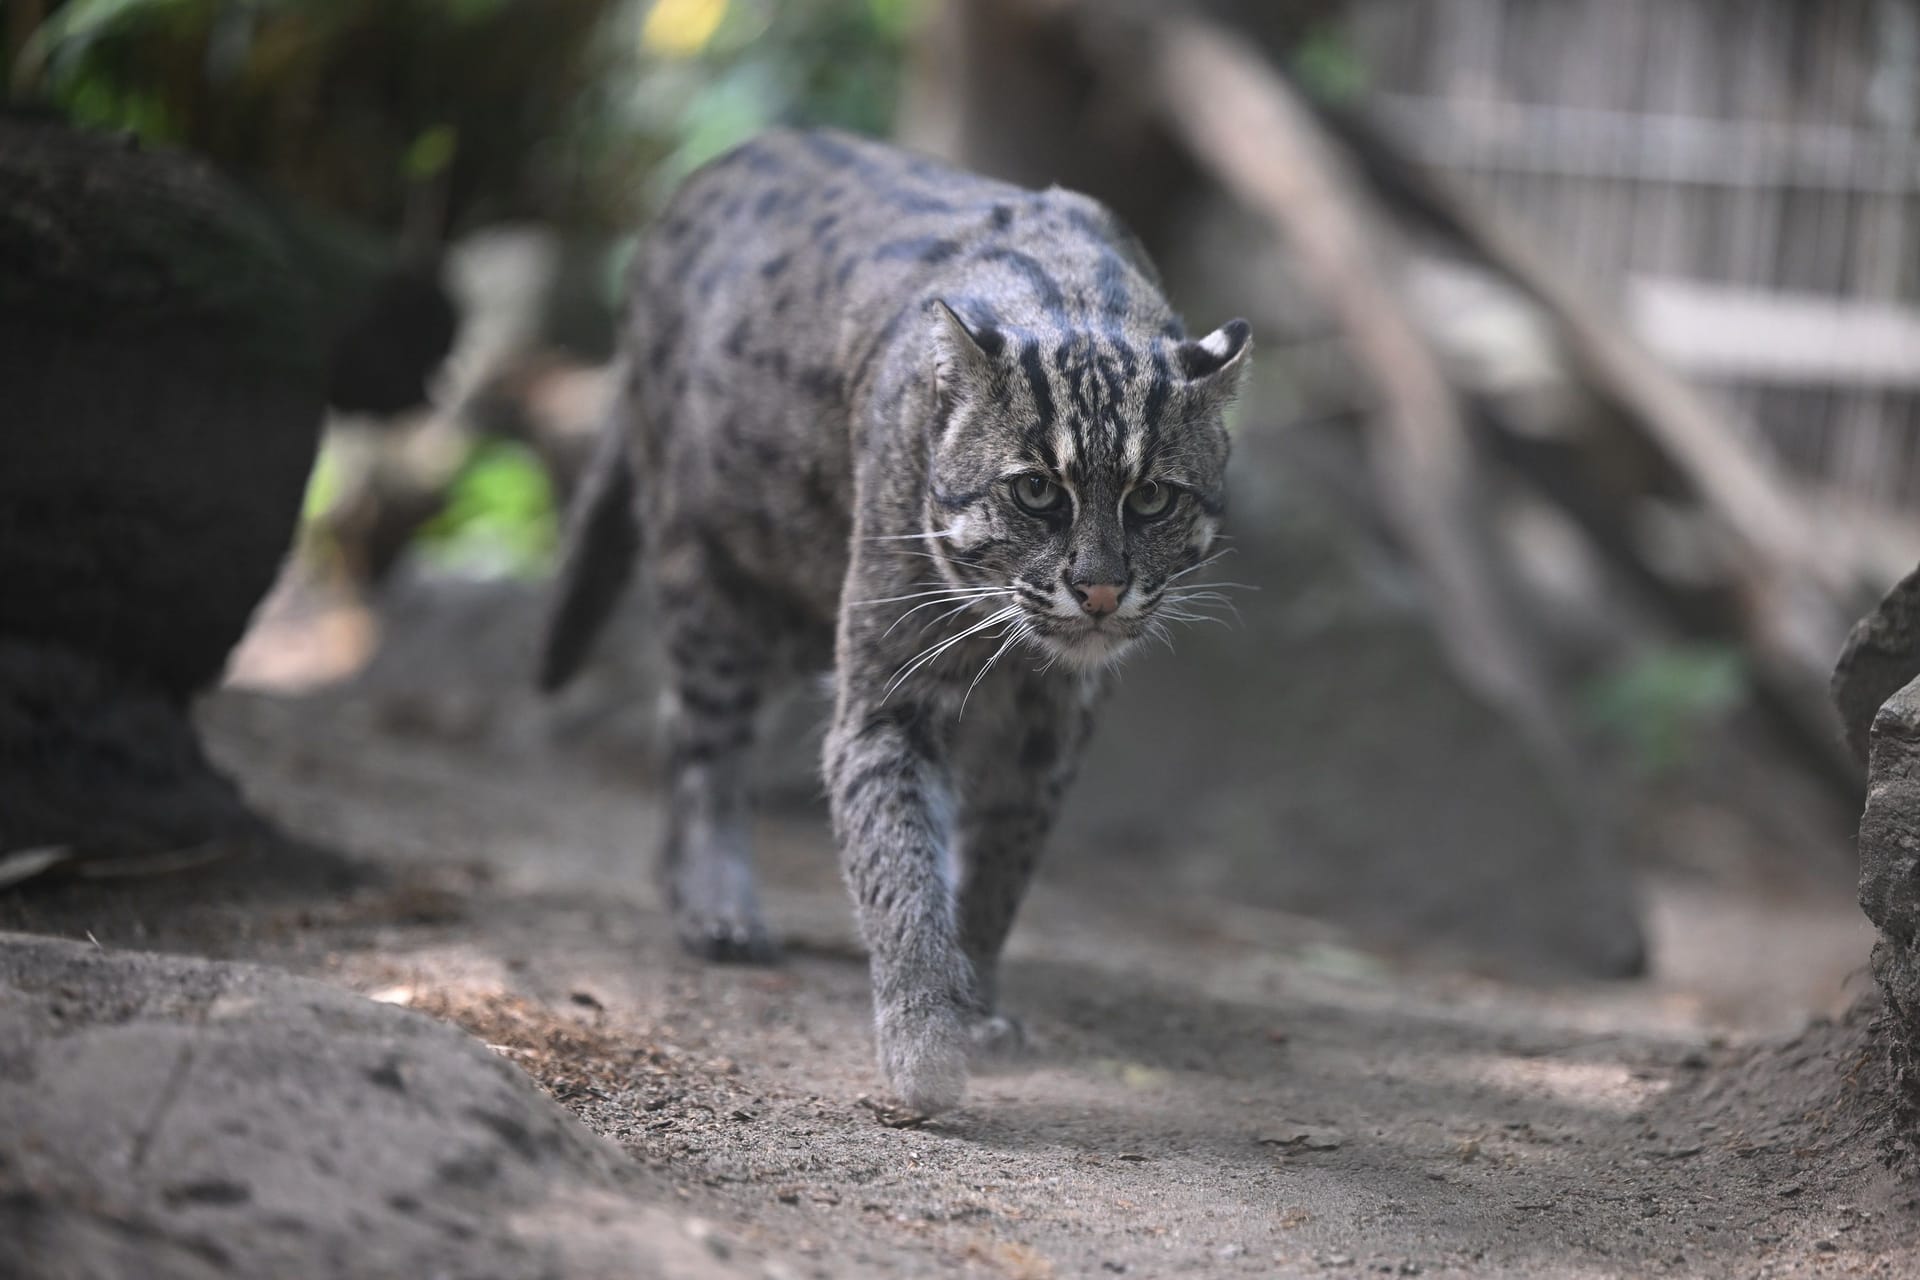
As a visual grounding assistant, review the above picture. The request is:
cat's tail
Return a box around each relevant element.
[537,384,640,692]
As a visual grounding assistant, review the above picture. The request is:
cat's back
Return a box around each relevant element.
[627,129,1164,396]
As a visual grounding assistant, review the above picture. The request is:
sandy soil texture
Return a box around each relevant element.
[2,684,1910,1279]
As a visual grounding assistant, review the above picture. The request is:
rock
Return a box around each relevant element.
[1855,675,1920,1150]
[0,117,327,700]
[0,933,747,1279]
[0,118,326,867]
[0,642,264,862]
[1837,567,1920,1159]
[1833,564,1920,765]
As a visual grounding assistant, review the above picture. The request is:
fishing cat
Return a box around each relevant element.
[541,129,1249,1112]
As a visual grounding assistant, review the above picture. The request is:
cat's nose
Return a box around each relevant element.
[1071,581,1125,616]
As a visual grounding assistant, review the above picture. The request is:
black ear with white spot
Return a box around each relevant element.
[1176,318,1252,388]
[931,299,1005,398]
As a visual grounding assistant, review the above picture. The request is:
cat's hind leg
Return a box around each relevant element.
[654,538,780,964]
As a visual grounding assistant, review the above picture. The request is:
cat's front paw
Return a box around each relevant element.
[876,997,970,1114]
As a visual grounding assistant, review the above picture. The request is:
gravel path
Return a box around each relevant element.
[1,688,1908,1278]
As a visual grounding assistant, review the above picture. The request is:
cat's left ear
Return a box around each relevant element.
[1176,319,1252,397]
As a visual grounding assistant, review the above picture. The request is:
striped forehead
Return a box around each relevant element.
[1022,333,1162,480]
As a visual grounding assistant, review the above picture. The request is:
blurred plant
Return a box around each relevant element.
[11,0,629,238]
[11,0,925,580]
[1580,644,1748,775]
[414,441,559,578]
[610,0,924,208]
[1290,22,1367,105]
[300,440,344,527]
[9,0,926,236]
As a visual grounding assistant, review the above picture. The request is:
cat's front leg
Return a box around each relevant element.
[954,666,1101,1050]
[825,700,977,1113]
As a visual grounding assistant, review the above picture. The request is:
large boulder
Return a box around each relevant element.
[0,117,324,865]
[1854,677,1920,1156]
[0,116,328,700]
[1836,565,1920,1159]
[0,934,744,1280]
[1834,564,1920,765]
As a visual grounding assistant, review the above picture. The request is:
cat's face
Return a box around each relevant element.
[923,303,1250,669]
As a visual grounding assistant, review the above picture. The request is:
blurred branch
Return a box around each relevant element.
[6,1,46,97]
[970,0,1863,797]
[983,2,1566,752]
[1136,15,1565,752]
[1315,106,1865,796]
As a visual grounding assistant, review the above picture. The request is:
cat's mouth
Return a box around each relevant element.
[996,575,1159,668]
[1021,606,1145,668]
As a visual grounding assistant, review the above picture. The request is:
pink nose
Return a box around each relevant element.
[1074,583,1124,616]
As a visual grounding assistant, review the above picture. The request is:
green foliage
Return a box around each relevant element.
[13,0,924,235]
[299,442,343,526]
[609,0,925,208]
[415,442,560,578]
[403,124,459,183]
[1291,24,1367,104]
[1580,644,1748,775]
[14,0,920,578]
[15,0,634,234]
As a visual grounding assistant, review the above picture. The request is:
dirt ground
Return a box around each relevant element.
[2,675,1912,1280]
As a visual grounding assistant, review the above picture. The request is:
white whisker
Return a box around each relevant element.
[861,526,962,542]
[1163,581,1258,594]
[848,585,1006,608]
[1166,548,1239,584]
[884,590,1011,638]
[961,619,1032,715]
[1163,588,1252,603]
[883,605,1024,700]
[1162,591,1244,625]
[886,547,989,570]
[910,595,1003,637]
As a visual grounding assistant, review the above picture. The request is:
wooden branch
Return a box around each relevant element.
[1316,106,1866,792]
[952,0,1862,792]
[1135,15,1566,749]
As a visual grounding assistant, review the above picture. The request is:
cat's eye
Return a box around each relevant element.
[1126,481,1175,519]
[1010,474,1065,515]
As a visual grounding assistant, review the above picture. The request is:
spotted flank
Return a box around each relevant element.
[540,128,1251,1113]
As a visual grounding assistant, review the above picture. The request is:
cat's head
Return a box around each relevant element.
[921,300,1250,669]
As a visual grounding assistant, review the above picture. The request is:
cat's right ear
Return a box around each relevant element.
[931,299,1004,399]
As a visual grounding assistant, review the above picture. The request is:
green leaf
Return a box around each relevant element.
[1581,644,1747,774]
[19,0,197,80]
[865,0,924,40]
[300,440,344,525]
[415,441,559,579]
[1291,26,1367,104]
[405,124,459,181]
